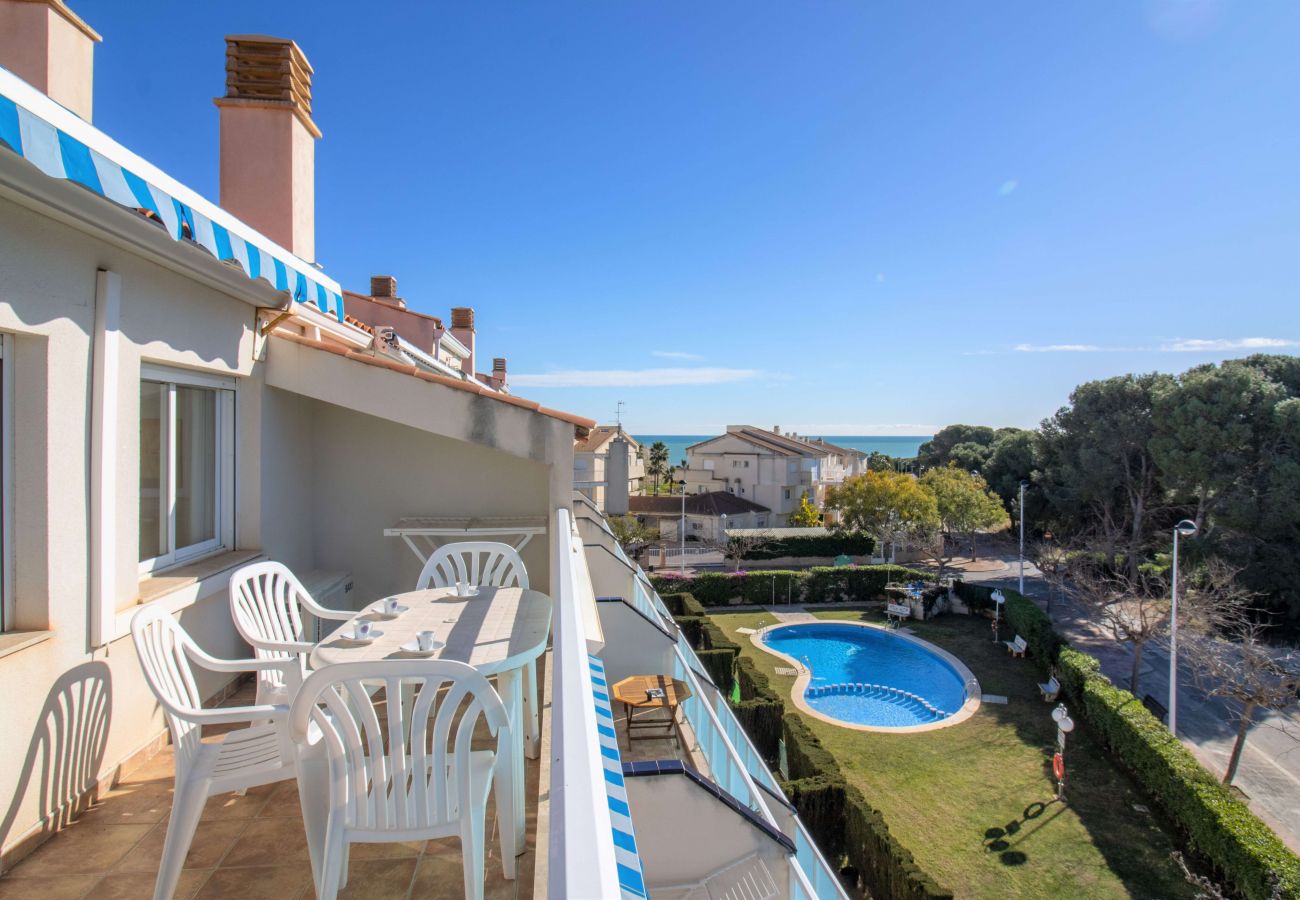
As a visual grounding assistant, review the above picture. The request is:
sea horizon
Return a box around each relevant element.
[632,434,929,467]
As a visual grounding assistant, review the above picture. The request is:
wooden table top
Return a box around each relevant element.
[309,585,552,676]
[611,675,692,709]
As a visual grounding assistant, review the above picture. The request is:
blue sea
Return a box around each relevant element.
[633,434,929,467]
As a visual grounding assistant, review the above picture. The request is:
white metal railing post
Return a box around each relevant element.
[548,508,622,899]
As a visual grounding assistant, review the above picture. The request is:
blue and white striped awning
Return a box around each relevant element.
[0,65,343,321]
[589,653,648,900]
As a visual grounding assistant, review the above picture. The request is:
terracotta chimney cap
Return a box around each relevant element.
[215,34,320,138]
[450,307,475,330]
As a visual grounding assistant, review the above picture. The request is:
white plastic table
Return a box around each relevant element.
[309,585,552,852]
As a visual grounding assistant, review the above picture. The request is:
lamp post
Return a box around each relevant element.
[1168,519,1198,736]
[992,590,1005,643]
[1018,480,1029,595]
[1051,703,1075,799]
[678,479,688,576]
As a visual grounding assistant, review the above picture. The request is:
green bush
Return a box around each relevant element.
[733,657,784,759]
[659,591,707,618]
[1057,651,1300,899]
[650,565,934,607]
[695,618,740,693]
[743,532,876,561]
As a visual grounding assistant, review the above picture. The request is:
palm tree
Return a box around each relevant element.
[648,441,669,494]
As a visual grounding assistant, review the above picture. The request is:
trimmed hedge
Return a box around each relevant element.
[1059,648,1300,899]
[743,532,876,561]
[782,714,953,899]
[732,656,784,760]
[651,565,934,608]
[659,592,738,691]
[955,583,1300,900]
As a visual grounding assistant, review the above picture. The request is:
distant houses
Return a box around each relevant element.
[573,426,644,513]
[678,425,866,525]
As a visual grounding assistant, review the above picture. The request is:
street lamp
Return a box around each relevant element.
[678,479,688,576]
[1018,481,1029,595]
[991,589,1005,643]
[1168,519,1198,736]
[1051,703,1075,799]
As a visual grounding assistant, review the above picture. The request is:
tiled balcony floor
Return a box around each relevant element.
[0,682,539,900]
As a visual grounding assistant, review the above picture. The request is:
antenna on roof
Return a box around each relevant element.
[616,400,625,431]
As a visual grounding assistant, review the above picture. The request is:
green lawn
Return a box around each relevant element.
[712,609,1197,900]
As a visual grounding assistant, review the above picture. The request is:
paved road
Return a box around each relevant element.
[956,550,1300,851]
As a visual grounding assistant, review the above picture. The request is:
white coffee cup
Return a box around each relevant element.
[354,620,372,640]
[384,597,401,615]
[417,630,436,652]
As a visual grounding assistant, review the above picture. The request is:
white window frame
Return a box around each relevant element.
[0,336,13,631]
[138,363,235,575]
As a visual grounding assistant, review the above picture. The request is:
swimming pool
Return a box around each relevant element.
[759,622,979,731]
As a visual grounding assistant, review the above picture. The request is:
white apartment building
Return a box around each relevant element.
[0,7,843,898]
[679,426,857,524]
[573,425,645,514]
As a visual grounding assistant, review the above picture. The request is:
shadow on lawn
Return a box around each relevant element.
[945,617,1196,897]
[982,799,1065,867]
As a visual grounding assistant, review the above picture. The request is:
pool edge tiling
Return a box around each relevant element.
[752,621,982,734]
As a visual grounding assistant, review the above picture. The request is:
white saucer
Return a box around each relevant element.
[451,587,480,599]
[367,600,409,619]
[399,639,445,656]
[341,628,382,644]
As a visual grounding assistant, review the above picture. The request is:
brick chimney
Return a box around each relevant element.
[0,0,100,121]
[490,357,507,391]
[450,307,475,378]
[214,35,320,260]
[369,275,405,309]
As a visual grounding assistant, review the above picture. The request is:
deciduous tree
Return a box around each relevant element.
[787,494,821,528]
[1183,602,1300,785]
[918,466,1009,561]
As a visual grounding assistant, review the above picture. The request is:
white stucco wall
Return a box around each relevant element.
[0,181,579,863]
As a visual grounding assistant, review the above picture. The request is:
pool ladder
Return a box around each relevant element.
[805,682,948,720]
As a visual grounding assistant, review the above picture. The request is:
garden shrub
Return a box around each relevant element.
[732,657,784,759]
[695,618,740,693]
[1058,651,1300,899]
[742,532,876,561]
[651,565,933,607]
[659,591,707,618]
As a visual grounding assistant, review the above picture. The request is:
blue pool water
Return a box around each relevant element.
[763,623,970,728]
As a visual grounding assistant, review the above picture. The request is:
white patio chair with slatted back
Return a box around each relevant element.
[289,660,515,900]
[230,561,355,707]
[131,605,301,900]
[415,542,540,753]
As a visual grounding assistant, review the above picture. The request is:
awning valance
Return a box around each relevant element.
[0,65,343,321]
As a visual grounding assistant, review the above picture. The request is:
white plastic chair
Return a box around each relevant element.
[289,660,515,900]
[415,541,530,592]
[131,605,300,900]
[415,542,539,755]
[230,561,355,706]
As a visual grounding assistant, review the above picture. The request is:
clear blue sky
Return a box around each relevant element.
[77,0,1299,434]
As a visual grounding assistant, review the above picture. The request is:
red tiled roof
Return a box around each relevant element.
[575,425,641,454]
[270,330,595,434]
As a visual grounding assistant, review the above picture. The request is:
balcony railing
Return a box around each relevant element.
[668,610,848,898]
[550,507,642,898]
